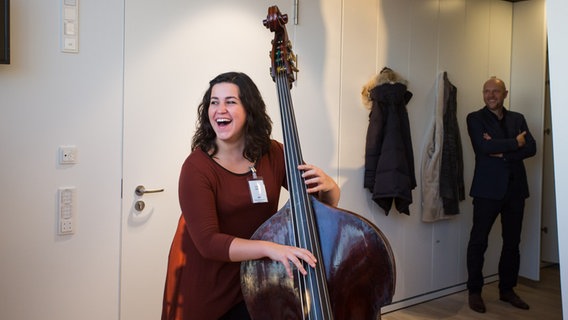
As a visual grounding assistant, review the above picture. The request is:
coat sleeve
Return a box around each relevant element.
[503,114,537,162]
[466,111,518,156]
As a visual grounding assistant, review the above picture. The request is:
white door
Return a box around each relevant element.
[121,1,196,317]
[121,1,296,319]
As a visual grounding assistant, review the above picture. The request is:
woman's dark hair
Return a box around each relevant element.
[192,72,273,162]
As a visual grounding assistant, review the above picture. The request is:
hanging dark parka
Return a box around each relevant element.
[439,72,465,215]
[363,68,416,215]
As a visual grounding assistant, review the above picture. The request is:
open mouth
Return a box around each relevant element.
[216,118,232,127]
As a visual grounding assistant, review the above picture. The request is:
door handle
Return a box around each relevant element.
[135,185,165,196]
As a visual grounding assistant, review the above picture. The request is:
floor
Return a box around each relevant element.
[381,264,562,320]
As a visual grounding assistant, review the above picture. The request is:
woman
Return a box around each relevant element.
[161,72,340,320]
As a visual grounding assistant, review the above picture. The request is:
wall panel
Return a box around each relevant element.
[339,0,541,311]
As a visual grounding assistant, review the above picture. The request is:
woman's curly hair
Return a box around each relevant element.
[192,72,273,162]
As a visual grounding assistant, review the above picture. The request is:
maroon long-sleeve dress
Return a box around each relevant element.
[162,140,286,320]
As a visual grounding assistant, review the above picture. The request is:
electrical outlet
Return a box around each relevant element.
[58,187,76,235]
[60,219,73,233]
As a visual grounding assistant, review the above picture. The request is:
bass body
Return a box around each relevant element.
[241,196,395,319]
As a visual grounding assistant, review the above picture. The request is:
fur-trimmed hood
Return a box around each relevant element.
[361,67,408,109]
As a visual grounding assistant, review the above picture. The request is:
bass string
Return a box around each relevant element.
[275,69,334,319]
[275,69,311,317]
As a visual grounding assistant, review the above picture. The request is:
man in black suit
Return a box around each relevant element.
[466,77,536,313]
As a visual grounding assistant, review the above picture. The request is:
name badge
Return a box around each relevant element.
[248,179,268,203]
[248,166,268,203]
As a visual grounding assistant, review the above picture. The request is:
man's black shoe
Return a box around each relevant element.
[468,293,486,313]
[500,290,530,310]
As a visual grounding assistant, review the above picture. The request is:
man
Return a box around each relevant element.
[466,77,536,313]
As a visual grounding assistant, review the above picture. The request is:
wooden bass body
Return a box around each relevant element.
[241,196,395,319]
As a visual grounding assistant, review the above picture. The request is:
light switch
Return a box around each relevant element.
[64,7,76,20]
[64,21,76,35]
[61,0,79,53]
[59,145,78,164]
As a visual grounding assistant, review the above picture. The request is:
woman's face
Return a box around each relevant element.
[208,82,247,145]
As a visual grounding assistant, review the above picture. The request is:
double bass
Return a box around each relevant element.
[241,6,395,319]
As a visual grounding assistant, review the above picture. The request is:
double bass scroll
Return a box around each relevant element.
[262,7,298,87]
[241,6,396,320]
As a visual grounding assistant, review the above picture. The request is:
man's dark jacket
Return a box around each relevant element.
[466,106,536,200]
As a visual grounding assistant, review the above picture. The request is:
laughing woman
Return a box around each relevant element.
[161,72,340,320]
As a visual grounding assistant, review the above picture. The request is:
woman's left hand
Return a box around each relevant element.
[298,163,340,206]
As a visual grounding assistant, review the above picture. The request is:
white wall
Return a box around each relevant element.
[0,1,124,319]
[546,1,568,318]
[339,0,546,310]
[0,0,555,319]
